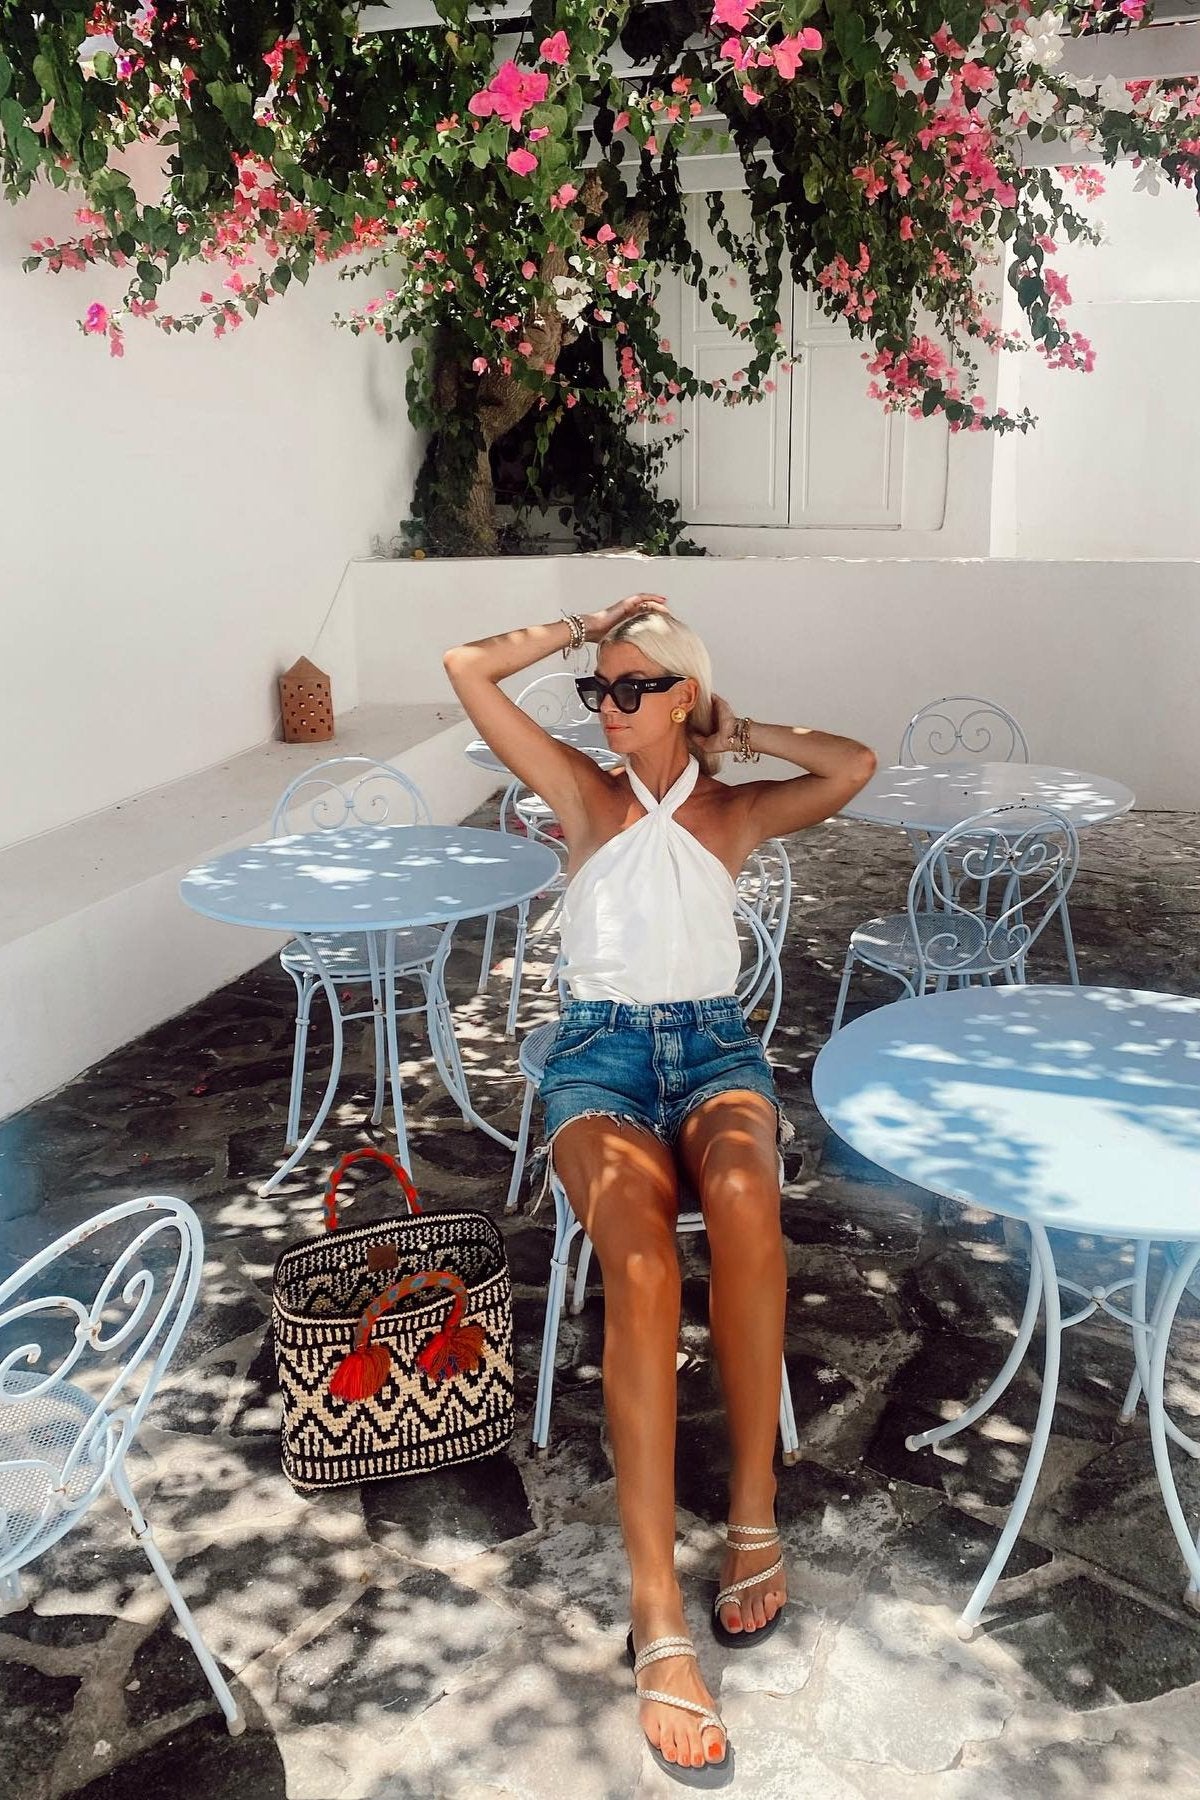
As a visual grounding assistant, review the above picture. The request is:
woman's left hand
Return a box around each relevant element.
[688,692,740,757]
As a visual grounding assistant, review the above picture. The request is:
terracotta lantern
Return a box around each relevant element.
[279,656,334,743]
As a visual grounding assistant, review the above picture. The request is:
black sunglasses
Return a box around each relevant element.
[575,674,685,715]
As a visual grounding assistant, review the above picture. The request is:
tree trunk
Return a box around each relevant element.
[421,174,646,556]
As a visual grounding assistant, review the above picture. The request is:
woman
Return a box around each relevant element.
[444,595,876,1785]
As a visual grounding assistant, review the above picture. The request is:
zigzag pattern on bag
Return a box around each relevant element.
[273,1204,515,1492]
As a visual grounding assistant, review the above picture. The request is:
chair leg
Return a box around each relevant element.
[570,1236,594,1316]
[1059,899,1081,985]
[422,969,471,1127]
[477,908,498,994]
[505,1078,537,1215]
[779,1354,801,1465]
[284,972,315,1149]
[111,1462,244,1735]
[830,946,858,1034]
[0,1571,23,1614]
[532,1184,579,1450]
[505,900,530,1039]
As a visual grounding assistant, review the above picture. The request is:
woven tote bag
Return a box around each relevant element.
[273,1148,514,1492]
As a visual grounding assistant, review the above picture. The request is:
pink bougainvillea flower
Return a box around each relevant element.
[712,0,752,31]
[469,61,549,128]
[506,147,539,176]
[517,339,533,355]
[549,182,578,210]
[522,259,538,277]
[472,356,488,373]
[83,302,109,335]
[529,126,550,140]
[742,85,762,106]
[540,30,570,65]
[899,214,916,240]
[108,326,124,357]
[597,223,616,243]
[199,290,213,303]
[435,115,458,133]
[612,110,630,132]
[646,134,658,152]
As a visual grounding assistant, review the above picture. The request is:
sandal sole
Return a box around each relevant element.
[626,1630,735,1789]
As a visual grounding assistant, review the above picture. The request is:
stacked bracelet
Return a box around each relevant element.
[561,612,586,658]
[733,716,760,763]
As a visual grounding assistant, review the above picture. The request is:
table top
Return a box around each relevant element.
[812,986,1200,1241]
[465,720,621,775]
[841,763,1134,832]
[180,826,562,933]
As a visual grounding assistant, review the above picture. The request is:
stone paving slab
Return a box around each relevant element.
[3,807,1200,1796]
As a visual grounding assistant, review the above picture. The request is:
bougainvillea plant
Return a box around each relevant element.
[2,1,1198,551]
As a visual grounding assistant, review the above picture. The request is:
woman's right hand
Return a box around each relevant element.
[583,592,669,643]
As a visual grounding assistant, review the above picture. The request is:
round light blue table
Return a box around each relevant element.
[464,719,620,774]
[181,826,561,1192]
[841,761,1135,832]
[812,983,1200,1633]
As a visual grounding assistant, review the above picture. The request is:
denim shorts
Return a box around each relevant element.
[534,996,792,1200]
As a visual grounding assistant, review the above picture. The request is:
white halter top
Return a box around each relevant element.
[558,757,741,1005]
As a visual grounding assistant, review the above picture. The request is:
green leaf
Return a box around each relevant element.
[921,387,940,416]
[32,53,62,103]
[0,48,12,101]
[271,263,292,292]
[1017,273,1040,308]
[802,161,823,203]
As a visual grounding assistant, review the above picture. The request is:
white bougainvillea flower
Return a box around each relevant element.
[1007,81,1059,127]
[1097,73,1137,113]
[1014,10,1064,71]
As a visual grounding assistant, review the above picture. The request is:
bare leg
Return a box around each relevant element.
[552,1116,725,1772]
[678,1092,789,1636]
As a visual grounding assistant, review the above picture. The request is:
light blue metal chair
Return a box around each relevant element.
[898,697,1080,983]
[478,674,618,1035]
[527,905,799,1458]
[830,804,1080,1034]
[271,757,469,1150]
[0,1198,243,1733]
[899,696,1030,768]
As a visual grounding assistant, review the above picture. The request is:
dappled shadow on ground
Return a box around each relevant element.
[4,808,1200,1796]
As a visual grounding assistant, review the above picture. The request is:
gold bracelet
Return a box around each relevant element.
[733,716,760,763]
[560,612,586,658]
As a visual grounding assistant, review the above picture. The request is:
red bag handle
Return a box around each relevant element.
[328,1268,486,1401]
[323,1147,421,1233]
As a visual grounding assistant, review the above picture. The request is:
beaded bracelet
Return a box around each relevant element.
[733,716,760,763]
[561,612,586,658]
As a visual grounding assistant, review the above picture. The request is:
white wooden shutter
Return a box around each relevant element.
[787,291,906,527]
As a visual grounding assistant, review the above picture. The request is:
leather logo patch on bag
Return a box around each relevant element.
[366,1241,400,1272]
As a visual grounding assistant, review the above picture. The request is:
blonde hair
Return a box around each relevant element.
[601,609,721,776]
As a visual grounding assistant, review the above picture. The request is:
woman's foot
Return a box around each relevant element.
[630,1589,727,1771]
[714,1521,788,1637]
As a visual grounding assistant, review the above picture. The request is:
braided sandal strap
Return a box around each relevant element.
[715,1555,786,1612]
[725,1523,781,1547]
[635,1688,725,1737]
[633,1635,697,1676]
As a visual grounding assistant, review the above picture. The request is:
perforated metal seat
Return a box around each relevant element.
[849,909,991,971]
[279,927,443,982]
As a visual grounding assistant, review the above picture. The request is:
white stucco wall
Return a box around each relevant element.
[992,163,1200,559]
[0,164,421,851]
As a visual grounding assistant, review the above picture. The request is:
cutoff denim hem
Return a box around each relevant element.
[528,996,793,1212]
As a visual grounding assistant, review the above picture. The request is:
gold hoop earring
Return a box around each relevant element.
[671,707,688,723]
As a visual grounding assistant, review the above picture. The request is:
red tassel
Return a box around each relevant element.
[417,1322,486,1383]
[329,1340,392,1400]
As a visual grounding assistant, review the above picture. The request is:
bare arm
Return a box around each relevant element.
[694,697,877,844]
[442,594,667,835]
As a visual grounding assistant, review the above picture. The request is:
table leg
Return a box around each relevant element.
[380,929,411,1171]
[260,932,344,1196]
[1121,1240,1200,1457]
[957,1222,1062,1638]
[906,1241,1043,1454]
[1145,1241,1200,1606]
[424,923,518,1150]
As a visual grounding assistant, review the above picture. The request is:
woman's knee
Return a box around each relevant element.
[701,1164,783,1254]
[597,1230,681,1315]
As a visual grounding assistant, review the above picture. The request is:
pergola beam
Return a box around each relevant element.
[361,0,1200,79]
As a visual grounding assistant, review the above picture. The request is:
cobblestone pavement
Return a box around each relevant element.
[3,805,1200,1799]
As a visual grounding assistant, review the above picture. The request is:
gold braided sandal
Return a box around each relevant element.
[711,1522,788,1649]
[624,1629,734,1788]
